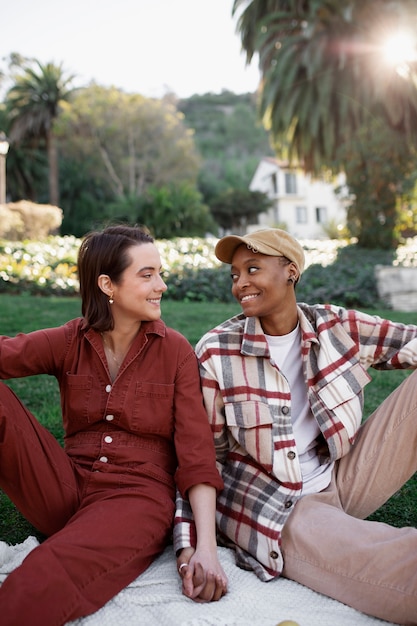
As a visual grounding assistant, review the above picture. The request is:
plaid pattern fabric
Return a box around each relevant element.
[174,304,417,580]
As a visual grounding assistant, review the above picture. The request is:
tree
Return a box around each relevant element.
[338,117,417,248]
[211,189,272,234]
[55,85,203,235]
[104,182,215,239]
[58,156,114,237]
[59,85,200,198]
[179,91,274,205]
[134,182,217,238]
[233,0,417,248]
[5,59,74,206]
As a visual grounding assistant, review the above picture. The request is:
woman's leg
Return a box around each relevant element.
[282,484,417,624]
[0,382,79,535]
[0,476,175,626]
[281,369,417,625]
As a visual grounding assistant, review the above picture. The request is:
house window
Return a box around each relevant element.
[296,206,307,223]
[315,206,327,223]
[285,172,297,194]
[271,172,278,194]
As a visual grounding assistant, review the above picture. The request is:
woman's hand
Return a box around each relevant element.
[178,484,228,602]
[177,546,227,602]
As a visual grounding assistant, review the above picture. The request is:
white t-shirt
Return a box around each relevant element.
[265,324,333,494]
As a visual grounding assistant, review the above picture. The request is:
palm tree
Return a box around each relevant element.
[233,0,417,248]
[6,60,74,207]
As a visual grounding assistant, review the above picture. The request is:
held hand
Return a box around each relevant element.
[177,547,227,603]
[177,547,195,598]
[176,546,195,572]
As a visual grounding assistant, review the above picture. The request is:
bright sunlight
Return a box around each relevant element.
[382,31,417,76]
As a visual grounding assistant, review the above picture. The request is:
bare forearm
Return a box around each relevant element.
[178,483,227,602]
[188,484,217,550]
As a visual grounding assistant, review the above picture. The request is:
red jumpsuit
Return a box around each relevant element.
[0,317,223,625]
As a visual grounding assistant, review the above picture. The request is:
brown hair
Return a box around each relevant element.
[78,225,154,331]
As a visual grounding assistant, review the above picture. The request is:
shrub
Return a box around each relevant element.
[0,236,79,296]
[0,234,416,308]
[164,265,234,303]
[0,201,63,240]
[296,245,395,308]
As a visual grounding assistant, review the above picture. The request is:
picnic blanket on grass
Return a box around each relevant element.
[0,537,396,626]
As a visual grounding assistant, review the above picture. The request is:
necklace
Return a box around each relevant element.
[101,333,122,368]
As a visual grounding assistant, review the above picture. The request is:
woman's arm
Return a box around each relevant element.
[173,363,227,557]
[0,324,69,378]
[177,483,227,602]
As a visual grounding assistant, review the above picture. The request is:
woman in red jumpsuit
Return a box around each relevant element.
[0,224,226,625]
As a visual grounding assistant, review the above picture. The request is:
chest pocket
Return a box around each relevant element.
[317,362,371,439]
[65,373,93,423]
[224,400,274,471]
[132,382,175,435]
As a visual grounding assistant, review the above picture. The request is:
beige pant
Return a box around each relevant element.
[281,369,417,625]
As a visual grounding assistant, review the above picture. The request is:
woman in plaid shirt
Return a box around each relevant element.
[175,228,417,624]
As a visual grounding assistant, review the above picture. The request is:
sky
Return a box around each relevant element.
[0,0,261,98]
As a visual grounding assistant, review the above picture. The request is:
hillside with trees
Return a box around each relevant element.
[0,55,273,237]
[178,91,273,202]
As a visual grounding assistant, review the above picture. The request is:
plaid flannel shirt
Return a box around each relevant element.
[174,303,417,581]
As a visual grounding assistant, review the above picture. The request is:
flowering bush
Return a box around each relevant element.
[0,236,80,295]
[1,234,416,306]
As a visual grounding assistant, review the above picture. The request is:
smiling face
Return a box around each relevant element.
[109,242,167,325]
[230,244,299,335]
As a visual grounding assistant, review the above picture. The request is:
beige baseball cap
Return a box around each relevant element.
[215,228,305,274]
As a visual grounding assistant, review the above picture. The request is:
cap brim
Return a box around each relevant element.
[215,236,248,263]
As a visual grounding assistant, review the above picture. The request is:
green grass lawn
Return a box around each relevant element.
[0,293,416,544]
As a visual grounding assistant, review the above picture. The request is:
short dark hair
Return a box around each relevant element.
[277,255,300,285]
[78,225,154,331]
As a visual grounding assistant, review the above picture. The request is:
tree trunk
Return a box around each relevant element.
[47,131,59,207]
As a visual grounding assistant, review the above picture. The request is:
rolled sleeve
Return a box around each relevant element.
[173,489,197,553]
[173,348,223,497]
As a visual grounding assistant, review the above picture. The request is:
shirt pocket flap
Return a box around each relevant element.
[66,373,93,389]
[225,400,274,429]
[318,362,371,410]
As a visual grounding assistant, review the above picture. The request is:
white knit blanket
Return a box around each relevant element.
[0,537,395,626]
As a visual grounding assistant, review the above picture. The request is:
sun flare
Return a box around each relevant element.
[382,32,417,67]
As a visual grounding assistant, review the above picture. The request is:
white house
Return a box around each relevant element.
[249,157,347,239]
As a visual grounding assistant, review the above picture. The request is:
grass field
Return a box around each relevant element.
[0,293,416,544]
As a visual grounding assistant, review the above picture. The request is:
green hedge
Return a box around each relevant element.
[1,235,416,308]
